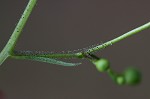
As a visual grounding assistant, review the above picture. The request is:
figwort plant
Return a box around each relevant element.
[0,0,149,85]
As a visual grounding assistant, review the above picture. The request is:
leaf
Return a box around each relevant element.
[13,55,81,66]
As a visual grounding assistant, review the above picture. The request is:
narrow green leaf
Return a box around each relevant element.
[11,55,81,66]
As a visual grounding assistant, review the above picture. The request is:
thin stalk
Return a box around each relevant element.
[86,22,150,53]
[13,50,81,59]
[12,22,150,59]
[0,0,37,65]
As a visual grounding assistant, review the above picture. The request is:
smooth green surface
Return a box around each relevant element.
[93,58,110,72]
[124,67,141,85]
[11,55,81,66]
[116,76,125,85]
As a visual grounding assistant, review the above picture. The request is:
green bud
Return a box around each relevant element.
[124,67,141,85]
[116,76,125,85]
[93,58,110,72]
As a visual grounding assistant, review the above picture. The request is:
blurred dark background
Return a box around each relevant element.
[0,0,150,99]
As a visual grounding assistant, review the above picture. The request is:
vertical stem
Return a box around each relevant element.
[0,0,37,65]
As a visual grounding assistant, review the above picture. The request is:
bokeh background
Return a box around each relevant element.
[0,0,150,99]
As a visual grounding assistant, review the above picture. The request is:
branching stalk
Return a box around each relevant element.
[12,22,150,59]
[0,0,148,85]
[0,0,37,65]
[0,0,150,67]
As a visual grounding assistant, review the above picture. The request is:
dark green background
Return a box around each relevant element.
[0,0,150,99]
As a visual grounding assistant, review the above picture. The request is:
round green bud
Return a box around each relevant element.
[116,76,125,85]
[93,58,110,72]
[124,67,141,85]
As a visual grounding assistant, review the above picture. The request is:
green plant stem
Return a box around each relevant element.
[0,0,37,65]
[86,22,150,53]
[13,50,80,58]
[12,22,150,59]
[0,0,150,66]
